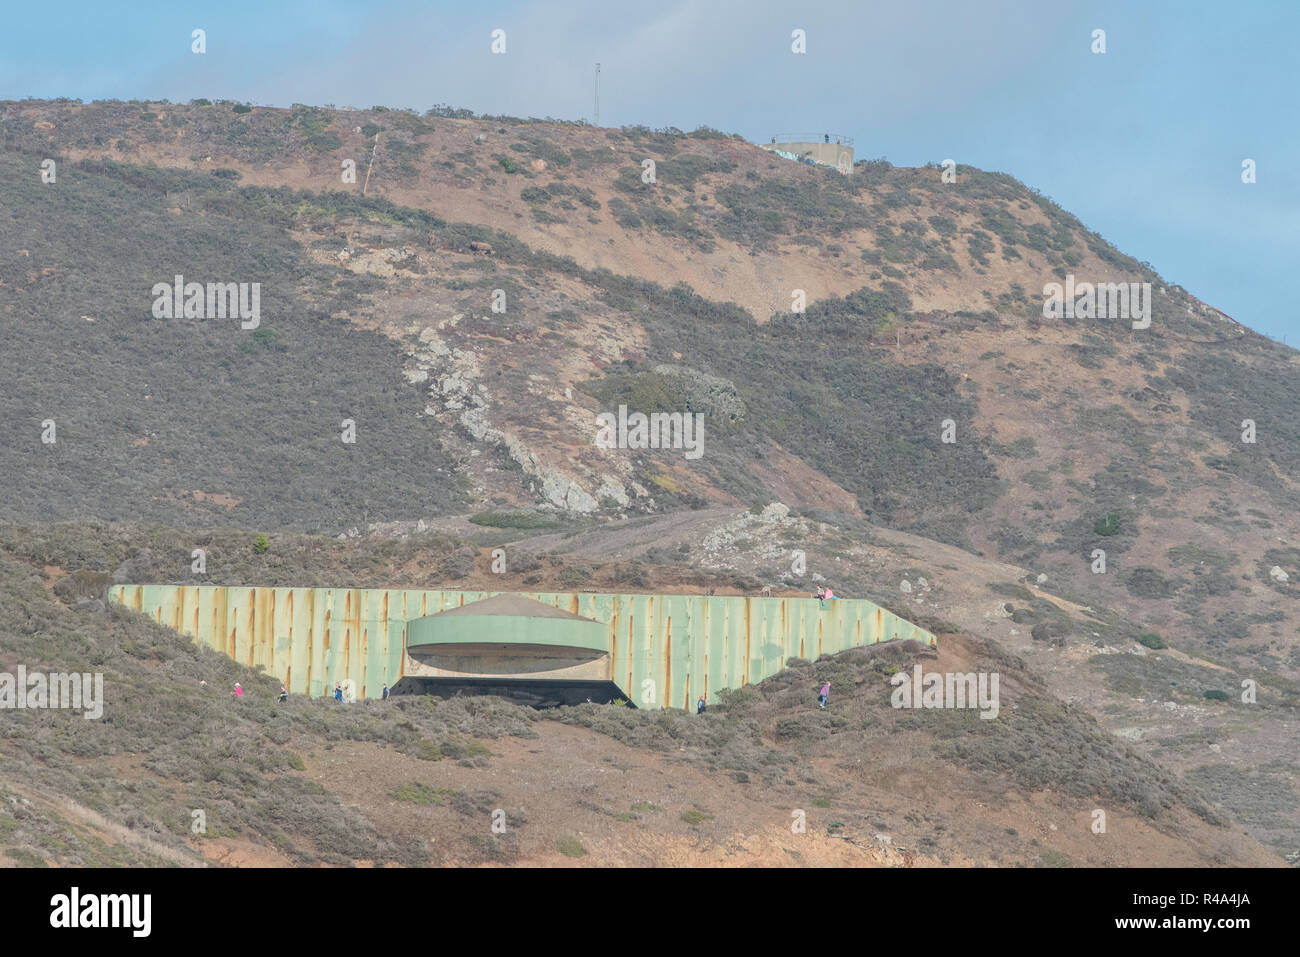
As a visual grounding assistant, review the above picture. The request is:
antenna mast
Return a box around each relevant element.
[594,62,600,127]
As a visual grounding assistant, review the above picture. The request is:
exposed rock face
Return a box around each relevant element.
[596,477,631,508]
[699,503,810,570]
[403,320,610,513]
[649,363,747,424]
[538,471,599,513]
[1270,565,1289,582]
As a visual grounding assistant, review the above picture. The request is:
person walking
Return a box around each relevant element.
[278,684,287,703]
[697,695,707,715]
[334,682,344,702]
[382,683,390,701]
[818,681,830,709]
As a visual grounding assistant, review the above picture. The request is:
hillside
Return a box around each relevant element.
[0,97,1297,866]
[0,523,1281,867]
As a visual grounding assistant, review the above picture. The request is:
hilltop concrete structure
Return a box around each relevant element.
[760,134,854,174]
[108,585,934,710]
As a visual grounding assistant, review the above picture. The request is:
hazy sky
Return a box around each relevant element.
[3,0,1295,340]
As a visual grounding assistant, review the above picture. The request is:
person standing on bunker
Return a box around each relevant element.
[818,682,829,709]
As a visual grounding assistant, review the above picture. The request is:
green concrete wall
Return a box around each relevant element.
[108,585,935,710]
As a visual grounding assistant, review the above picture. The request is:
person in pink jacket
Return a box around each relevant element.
[231,683,243,699]
[818,682,830,709]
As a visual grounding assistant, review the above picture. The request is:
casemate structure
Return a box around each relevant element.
[109,585,935,709]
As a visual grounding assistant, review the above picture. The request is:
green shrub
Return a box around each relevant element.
[305,131,342,153]
[439,550,475,580]
[5,848,47,867]
[439,736,489,759]
[927,214,957,237]
[987,583,1035,601]
[918,250,960,271]
[253,534,270,555]
[607,197,641,228]
[966,231,995,265]
[1023,470,1051,491]
[1203,689,1230,702]
[1126,567,1174,599]
[556,835,586,858]
[993,437,1037,459]
[1037,849,1073,868]
[1093,514,1123,536]
[557,566,592,588]
[1137,632,1166,650]
[390,783,457,804]
[410,740,444,761]
[468,510,563,530]
[1031,622,1061,642]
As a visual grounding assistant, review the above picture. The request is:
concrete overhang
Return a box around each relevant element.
[406,594,608,655]
[405,594,610,683]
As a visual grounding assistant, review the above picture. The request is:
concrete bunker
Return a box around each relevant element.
[400,594,628,706]
[107,585,936,709]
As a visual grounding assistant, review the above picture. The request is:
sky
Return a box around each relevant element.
[2,0,1295,340]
